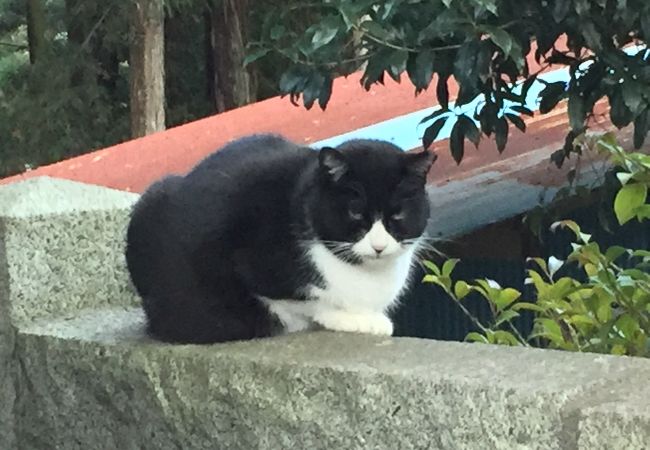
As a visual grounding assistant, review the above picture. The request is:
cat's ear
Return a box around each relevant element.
[403,150,437,180]
[319,147,349,182]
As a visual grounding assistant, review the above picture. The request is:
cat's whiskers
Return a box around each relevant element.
[401,236,448,259]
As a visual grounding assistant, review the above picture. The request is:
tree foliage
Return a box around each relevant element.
[251,0,650,164]
[0,0,284,177]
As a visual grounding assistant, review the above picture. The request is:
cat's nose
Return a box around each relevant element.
[372,243,387,255]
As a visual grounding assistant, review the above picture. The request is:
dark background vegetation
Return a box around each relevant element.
[1,0,648,178]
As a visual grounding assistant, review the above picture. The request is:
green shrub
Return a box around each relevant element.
[424,134,650,357]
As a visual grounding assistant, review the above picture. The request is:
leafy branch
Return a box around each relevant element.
[424,134,650,358]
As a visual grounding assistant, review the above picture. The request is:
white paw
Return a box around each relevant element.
[314,310,393,336]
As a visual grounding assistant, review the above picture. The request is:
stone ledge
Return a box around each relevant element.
[12,309,650,450]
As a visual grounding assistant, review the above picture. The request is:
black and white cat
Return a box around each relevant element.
[125,134,435,343]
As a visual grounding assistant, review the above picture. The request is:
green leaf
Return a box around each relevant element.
[527,257,549,274]
[505,113,526,132]
[454,281,471,300]
[436,75,450,110]
[495,309,520,327]
[419,108,448,126]
[574,0,591,15]
[633,109,649,149]
[380,0,401,20]
[568,91,586,131]
[622,83,644,116]
[312,26,339,50]
[485,26,513,56]
[423,117,448,149]
[642,9,650,41]
[615,314,640,338]
[580,21,601,51]
[361,20,390,40]
[553,0,571,22]
[449,119,465,165]
[536,318,565,343]
[318,75,333,110]
[492,330,521,346]
[550,219,582,238]
[466,332,489,343]
[459,115,480,148]
[635,204,650,220]
[407,51,435,91]
[495,116,508,152]
[510,105,534,116]
[476,0,498,14]
[568,314,597,326]
[270,25,285,41]
[302,71,326,109]
[609,93,634,128]
[386,50,408,82]
[243,48,270,66]
[361,53,387,89]
[539,82,567,114]
[423,273,453,293]
[605,246,628,263]
[494,288,522,311]
[632,249,650,259]
[442,258,460,277]
[614,183,648,225]
[423,260,441,276]
[595,296,613,323]
[512,302,545,313]
[279,66,310,95]
[454,40,480,89]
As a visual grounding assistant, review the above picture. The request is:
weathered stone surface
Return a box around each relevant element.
[0,176,138,447]
[577,373,650,450]
[13,310,650,450]
[0,177,139,324]
[0,219,16,450]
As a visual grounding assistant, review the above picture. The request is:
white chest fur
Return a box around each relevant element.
[307,243,415,313]
[263,239,418,336]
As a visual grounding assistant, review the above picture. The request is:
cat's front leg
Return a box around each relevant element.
[313,309,393,336]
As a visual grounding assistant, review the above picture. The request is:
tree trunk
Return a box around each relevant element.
[129,0,165,138]
[208,0,256,112]
[26,0,46,64]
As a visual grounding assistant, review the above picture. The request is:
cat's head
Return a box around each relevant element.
[310,139,436,263]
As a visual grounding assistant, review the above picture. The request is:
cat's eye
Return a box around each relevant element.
[349,211,363,220]
[348,200,364,220]
[349,207,364,220]
[391,211,405,221]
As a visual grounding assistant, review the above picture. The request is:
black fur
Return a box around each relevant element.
[125,134,434,343]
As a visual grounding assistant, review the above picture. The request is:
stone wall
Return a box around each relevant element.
[1,177,649,450]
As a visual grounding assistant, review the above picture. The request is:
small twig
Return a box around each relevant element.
[507,322,531,347]
[0,42,27,50]
[353,23,461,54]
[454,300,492,335]
[81,6,112,50]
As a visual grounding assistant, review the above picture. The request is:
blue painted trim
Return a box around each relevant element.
[312,44,646,151]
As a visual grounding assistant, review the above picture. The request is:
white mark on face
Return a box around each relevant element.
[352,220,401,258]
